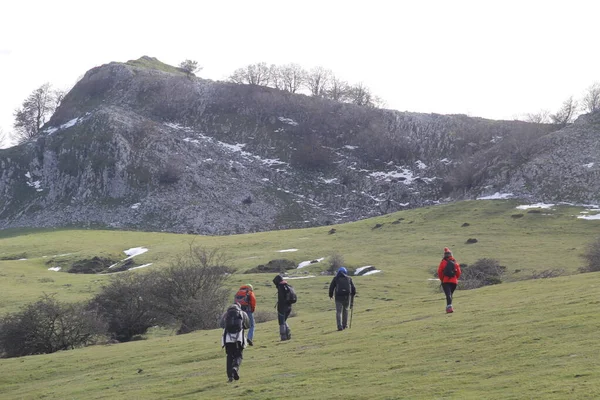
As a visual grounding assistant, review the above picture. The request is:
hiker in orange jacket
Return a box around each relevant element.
[234,284,257,346]
[438,247,461,313]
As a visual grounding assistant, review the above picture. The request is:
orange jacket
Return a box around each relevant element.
[438,257,461,284]
[238,285,257,312]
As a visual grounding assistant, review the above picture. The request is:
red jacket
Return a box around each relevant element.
[237,285,257,312]
[438,257,461,284]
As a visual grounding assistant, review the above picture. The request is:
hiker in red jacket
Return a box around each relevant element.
[438,247,461,313]
[234,284,257,346]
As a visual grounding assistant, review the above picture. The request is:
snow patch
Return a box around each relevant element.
[362,269,382,276]
[297,257,325,268]
[584,162,595,168]
[48,267,61,271]
[129,263,153,270]
[477,192,513,200]
[578,213,600,220]
[131,203,141,209]
[285,275,316,280]
[516,203,554,210]
[25,171,43,192]
[344,145,358,150]
[415,160,427,169]
[278,117,299,126]
[277,249,298,253]
[354,266,373,275]
[369,169,415,183]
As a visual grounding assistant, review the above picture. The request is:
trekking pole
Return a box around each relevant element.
[349,296,354,329]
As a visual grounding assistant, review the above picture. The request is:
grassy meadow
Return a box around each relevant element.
[1,199,600,399]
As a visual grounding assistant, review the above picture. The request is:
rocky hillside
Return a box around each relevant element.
[0,57,597,234]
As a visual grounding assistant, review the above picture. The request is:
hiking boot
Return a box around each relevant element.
[343,325,348,329]
[337,327,344,331]
[228,377,233,383]
[446,305,454,313]
[247,339,253,346]
[232,368,240,381]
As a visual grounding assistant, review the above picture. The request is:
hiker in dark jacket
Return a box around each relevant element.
[220,303,250,382]
[273,274,292,341]
[328,267,356,330]
[437,247,462,313]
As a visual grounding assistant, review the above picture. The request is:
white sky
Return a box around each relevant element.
[1,0,599,147]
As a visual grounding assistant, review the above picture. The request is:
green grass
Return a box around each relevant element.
[1,199,600,399]
[124,56,187,76]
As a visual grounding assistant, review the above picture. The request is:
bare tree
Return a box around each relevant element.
[582,82,600,113]
[229,62,271,86]
[325,75,351,102]
[279,63,306,93]
[348,83,375,107]
[550,96,578,127]
[305,66,332,96]
[525,109,551,123]
[13,83,60,143]
[179,59,201,75]
[267,64,283,90]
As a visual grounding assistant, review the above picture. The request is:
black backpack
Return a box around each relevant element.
[224,308,243,333]
[284,283,297,304]
[443,259,457,278]
[336,275,351,296]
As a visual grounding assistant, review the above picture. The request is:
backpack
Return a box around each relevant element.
[443,259,457,278]
[224,308,243,333]
[234,288,250,311]
[336,275,351,296]
[284,283,297,304]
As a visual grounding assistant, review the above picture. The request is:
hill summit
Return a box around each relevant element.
[0,56,598,233]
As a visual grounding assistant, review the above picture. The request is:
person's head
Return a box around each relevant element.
[229,303,241,311]
[273,274,283,285]
[444,247,452,258]
[337,267,348,275]
[244,283,253,291]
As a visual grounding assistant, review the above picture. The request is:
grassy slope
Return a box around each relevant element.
[0,200,599,399]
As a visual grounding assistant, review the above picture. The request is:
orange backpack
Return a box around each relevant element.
[234,288,250,311]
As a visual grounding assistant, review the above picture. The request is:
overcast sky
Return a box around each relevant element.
[1,0,599,146]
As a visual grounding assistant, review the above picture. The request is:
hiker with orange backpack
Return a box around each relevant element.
[438,247,461,313]
[234,284,257,346]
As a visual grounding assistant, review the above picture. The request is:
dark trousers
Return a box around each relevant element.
[442,282,457,306]
[277,305,292,340]
[225,342,243,379]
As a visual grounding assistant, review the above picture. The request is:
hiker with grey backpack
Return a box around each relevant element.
[329,267,356,330]
[437,247,462,313]
[220,303,250,382]
[273,274,296,341]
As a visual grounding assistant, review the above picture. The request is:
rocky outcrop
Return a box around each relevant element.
[0,56,597,234]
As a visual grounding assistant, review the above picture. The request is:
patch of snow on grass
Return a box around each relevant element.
[416,160,427,169]
[285,275,316,280]
[354,266,373,275]
[578,213,600,220]
[298,257,325,268]
[129,263,153,270]
[362,269,382,276]
[131,203,141,209]
[277,249,298,252]
[478,192,513,200]
[584,162,595,168]
[48,267,61,271]
[516,203,555,210]
[344,145,358,150]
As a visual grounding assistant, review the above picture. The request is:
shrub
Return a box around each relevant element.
[457,258,506,290]
[148,246,231,334]
[253,310,278,324]
[246,259,296,273]
[0,295,106,358]
[158,163,182,184]
[580,236,600,273]
[530,269,565,279]
[89,272,163,342]
[68,256,117,274]
[328,252,345,273]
